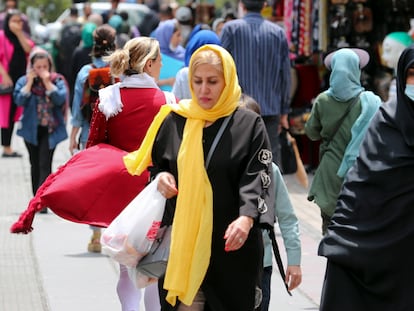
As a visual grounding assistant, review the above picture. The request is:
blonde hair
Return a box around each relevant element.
[190,49,223,77]
[103,37,160,77]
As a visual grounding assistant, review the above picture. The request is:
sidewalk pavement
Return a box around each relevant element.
[1,131,325,311]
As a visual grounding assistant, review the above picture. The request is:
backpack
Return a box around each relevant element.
[81,65,117,122]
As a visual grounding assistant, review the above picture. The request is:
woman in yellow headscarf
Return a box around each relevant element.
[124,44,274,310]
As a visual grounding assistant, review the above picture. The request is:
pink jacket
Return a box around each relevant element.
[0,30,33,128]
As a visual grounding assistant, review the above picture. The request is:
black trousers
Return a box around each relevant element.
[24,126,55,195]
[262,115,281,166]
[1,101,17,147]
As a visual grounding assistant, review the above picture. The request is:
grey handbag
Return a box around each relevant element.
[136,225,172,278]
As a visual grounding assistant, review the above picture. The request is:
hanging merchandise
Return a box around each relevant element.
[328,3,352,48]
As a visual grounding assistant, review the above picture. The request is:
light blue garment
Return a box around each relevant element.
[172,67,190,99]
[71,57,108,145]
[158,53,184,92]
[263,163,301,268]
[337,91,381,177]
[405,84,414,101]
[326,49,365,102]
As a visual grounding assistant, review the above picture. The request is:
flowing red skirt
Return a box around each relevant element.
[10,143,148,234]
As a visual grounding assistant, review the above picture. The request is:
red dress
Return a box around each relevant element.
[11,86,169,233]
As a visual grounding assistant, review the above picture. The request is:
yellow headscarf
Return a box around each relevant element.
[123,44,241,306]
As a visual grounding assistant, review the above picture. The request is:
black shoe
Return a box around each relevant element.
[39,208,48,214]
[2,151,22,158]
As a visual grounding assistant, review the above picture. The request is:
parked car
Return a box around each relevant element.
[32,2,153,43]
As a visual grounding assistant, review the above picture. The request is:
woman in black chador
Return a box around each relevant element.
[318,45,414,311]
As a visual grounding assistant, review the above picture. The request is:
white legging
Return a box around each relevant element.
[117,264,161,311]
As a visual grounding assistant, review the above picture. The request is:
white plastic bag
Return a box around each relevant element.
[101,175,166,267]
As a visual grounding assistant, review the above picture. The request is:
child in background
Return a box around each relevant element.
[239,94,302,311]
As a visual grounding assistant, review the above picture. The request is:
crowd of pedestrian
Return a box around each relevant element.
[3,0,414,310]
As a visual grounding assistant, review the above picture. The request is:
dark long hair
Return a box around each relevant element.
[4,9,27,83]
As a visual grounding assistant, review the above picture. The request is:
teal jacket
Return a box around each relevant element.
[263,163,301,267]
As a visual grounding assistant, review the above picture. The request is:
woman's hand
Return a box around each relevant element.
[26,70,37,86]
[223,215,254,252]
[68,138,79,155]
[157,172,178,199]
[1,73,13,87]
[38,70,54,90]
[20,70,37,93]
[9,17,24,35]
[285,265,302,291]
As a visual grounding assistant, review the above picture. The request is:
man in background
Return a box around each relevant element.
[220,0,291,165]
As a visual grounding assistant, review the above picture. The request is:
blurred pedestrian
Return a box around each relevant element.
[108,13,130,49]
[87,13,103,26]
[69,24,116,251]
[56,6,82,89]
[318,45,414,311]
[14,48,68,201]
[154,19,185,91]
[69,22,97,105]
[211,17,225,36]
[124,44,274,311]
[239,93,302,311]
[305,48,381,235]
[77,2,92,24]
[381,32,413,102]
[220,0,291,165]
[175,6,193,47]
[172,29,221,100]
[102,0,120,24]
[0,9,34,157]
[0,0,31,35]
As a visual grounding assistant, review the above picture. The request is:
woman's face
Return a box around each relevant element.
[215,22,224,36]
[32,57,50,76]
[407,67,414,85]
[8,14,23,32]
[148,52,162,81]
[191,63,225,110]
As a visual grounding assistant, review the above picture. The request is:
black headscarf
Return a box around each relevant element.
[318,45,414,306]
[3,9,27,83]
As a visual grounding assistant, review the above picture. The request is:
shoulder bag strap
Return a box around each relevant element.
[205,114,232,169]
[326,93,362,144]
[268,228,292,296]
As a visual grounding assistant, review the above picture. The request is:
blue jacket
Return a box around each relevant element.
[71,58,108,144]
[14,76,68,149]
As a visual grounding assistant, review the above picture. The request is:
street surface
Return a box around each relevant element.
[1,129,324,310]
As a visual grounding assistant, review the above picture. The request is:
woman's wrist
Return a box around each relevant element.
[239,215,254,229]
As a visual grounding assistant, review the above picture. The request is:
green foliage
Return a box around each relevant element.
[18,0,72,23]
